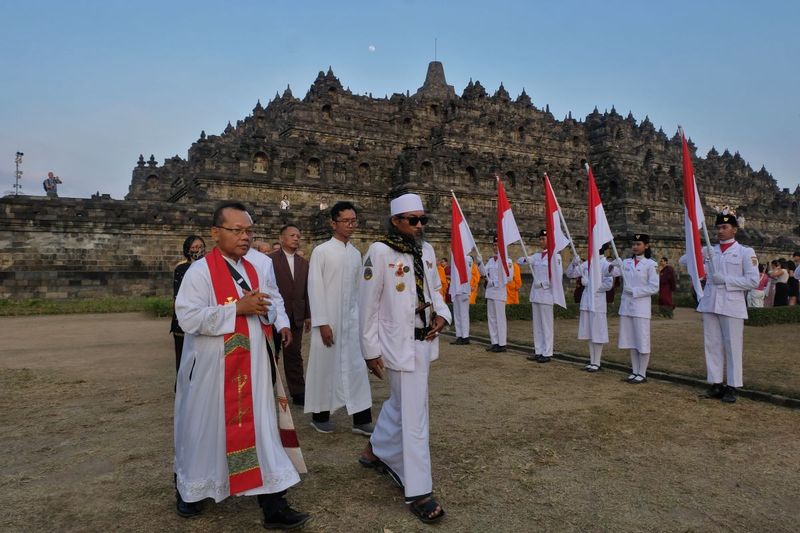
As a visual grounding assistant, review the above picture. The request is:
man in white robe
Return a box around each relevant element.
[305,201,373,434]
[358,193,451,524]
[174,201,310,529]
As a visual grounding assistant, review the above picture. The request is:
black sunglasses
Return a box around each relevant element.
[397,215,429,226]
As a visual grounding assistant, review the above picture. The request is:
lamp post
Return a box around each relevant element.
[13,151,24,196]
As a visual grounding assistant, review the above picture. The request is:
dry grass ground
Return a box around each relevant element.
[470,307,800,398]
[2,312,800,532]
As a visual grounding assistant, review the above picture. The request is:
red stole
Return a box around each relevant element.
[206,247,263,495]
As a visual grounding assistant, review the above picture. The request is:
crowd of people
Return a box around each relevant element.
[747,253,800,308]
[167,195,776,529]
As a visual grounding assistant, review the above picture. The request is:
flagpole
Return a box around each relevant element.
[450,190,484,266]
[678,125,716,275]
[545,172,579,260]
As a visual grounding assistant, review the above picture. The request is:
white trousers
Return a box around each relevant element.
[531,302,554,356]
[452,294,470,338]
[487,299,507,346]
[702,313,744,387]
[371,341,432,501]
[618,315,651,354]
[589,342,603,367]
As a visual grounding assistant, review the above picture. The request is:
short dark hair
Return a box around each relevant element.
[330,201,357,220]
[182,235,205,260]
[213,201,249,227]
[280,223,299,235]
[793,251,800,258]
[661,256,669,263]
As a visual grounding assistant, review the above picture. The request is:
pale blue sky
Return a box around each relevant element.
[1,0,798,198]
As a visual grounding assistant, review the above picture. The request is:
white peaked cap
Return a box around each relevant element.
[390,193,424,216]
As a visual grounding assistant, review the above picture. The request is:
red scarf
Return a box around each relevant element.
[206,247,263,495]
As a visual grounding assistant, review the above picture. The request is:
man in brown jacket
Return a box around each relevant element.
[269,224,311,406]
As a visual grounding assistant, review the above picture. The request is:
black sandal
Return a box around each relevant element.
[409,497,445,524]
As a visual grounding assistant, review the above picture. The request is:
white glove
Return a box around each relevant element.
[711,272,726,285]
[541,281,550,290]
[623,286,634,296]
[611,258,623,269]
[571,256,582,266]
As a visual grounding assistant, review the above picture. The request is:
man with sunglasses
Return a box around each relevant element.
[305,201,374,435]
[174,202,310,529]
[358,193,451,524]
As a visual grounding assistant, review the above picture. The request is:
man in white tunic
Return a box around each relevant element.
[448,254,474,345]
[305,201,373,434]
[174,202,310,529]
[566,245,619,372]
[482,236,512,353]
[358,193,451,524]
[698,210,759,403]
[518,229,563,363]
[617,233,659,384]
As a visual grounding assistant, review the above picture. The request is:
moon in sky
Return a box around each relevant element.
[368,44,376,52]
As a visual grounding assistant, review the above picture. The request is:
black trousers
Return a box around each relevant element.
[313,407,372,425]
[173,334,184,373]
[257,490,288,515]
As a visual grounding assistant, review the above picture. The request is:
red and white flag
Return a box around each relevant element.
[496,177,522,283]
[544,174,570,308]
[450,195,477,294]
[586,164,613,312]
[680,128,707,297]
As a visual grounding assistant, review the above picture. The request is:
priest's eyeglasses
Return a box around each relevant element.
[396,215,429,226]
[334,218,359,227]
[216,226,255,236]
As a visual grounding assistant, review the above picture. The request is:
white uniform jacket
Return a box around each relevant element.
[359,241,453,372]
[566,259,615,313]
[448,255,474,297]
[618,257,659,319]
[482,256,513,301]
[697,242,759,319]
[519,252,563,305]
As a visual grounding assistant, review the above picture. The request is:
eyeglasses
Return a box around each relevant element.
[334,218,359,227]
[397,215,429,226]
[216,226,255,237]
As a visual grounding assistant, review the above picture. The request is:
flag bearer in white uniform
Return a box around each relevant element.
[449,254,474,345]
[567,244,619,372]
[357,193,451,524]
[518,229,563,363]
[482,236,512,353]
[617,233,659,384]
[698,210,759,403]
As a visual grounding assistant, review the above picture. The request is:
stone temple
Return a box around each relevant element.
[2,62,799,299]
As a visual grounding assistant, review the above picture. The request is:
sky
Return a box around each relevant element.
[1,0,798,198]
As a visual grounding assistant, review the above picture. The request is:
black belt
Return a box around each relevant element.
[414,327,430,341]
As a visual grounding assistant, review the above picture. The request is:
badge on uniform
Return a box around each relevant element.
[396,282,405,292]
[425,260,433,269]
[395,262,405,277]
[751,256,757,266]
[364,256,373,268]
[364,268,373,280]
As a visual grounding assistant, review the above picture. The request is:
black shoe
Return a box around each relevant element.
[263,506,312,530]
[527,353,539,361]
[292,395,305,407]
[536,355,552,363]
[705,383,725,399]
[461,337,471,344]
[495,345,507,353]
[175,492,203,518]
[450,338,463,345]
[721,386,737,404]
[485,344,498,352]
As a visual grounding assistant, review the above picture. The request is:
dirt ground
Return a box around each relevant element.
[2,313,800,532]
